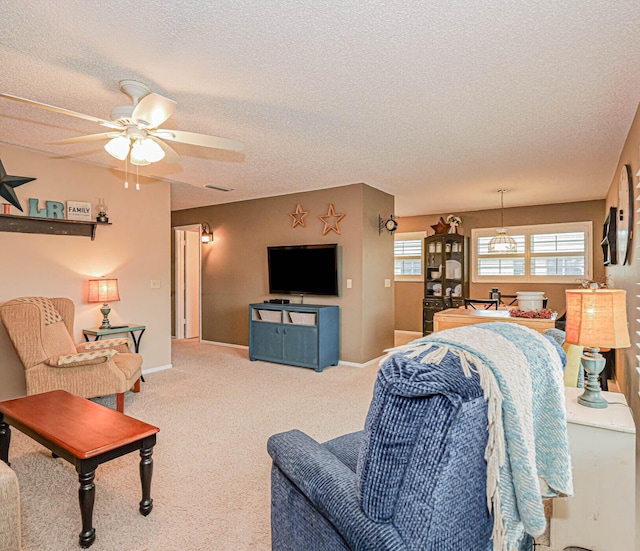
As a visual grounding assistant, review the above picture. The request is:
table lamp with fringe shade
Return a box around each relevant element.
[565,286,630,408]
[88,278,120,329]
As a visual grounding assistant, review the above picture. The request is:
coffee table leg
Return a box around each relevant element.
[0,419,10,465]
[78,470,96,548]
[139,446,154,516]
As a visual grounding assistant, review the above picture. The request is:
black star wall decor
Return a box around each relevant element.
[0,158,36,212]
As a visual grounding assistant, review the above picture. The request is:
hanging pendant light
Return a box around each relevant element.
[488,190,517,253]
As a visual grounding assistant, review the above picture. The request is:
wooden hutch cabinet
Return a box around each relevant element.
[423,233,469,335]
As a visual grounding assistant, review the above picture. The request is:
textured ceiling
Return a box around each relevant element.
[1,0,640,215]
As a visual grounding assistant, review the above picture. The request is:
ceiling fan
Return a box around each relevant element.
[0,80,244,166]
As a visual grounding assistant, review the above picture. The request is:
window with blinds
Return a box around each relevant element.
[394,232,426,281]
[472,222,592,283]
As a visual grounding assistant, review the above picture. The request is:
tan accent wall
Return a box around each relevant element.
[602,103,640,469]
[0,145,172,400]
[171,183,394,363]
[395,200,605,332]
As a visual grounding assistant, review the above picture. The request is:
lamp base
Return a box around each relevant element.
[577,389,608,409]
[577,349,607,409]
[99,303,112,329]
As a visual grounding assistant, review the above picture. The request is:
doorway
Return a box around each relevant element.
[173,225,201,339]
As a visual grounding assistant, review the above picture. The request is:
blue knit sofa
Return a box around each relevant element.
[267,325,569,550]
[269,351,501,549]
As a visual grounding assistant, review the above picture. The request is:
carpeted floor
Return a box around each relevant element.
[9,340,381,550]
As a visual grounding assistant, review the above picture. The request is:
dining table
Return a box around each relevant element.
[432,307,557,334]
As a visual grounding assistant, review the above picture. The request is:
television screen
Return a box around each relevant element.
[268,244,339,296]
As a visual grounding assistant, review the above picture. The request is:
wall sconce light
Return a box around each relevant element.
[379,214,398,234]
[201,222,213,243]
[88,278,120,329]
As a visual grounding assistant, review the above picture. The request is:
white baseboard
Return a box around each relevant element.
[198,339,383,368]
[142,364,172,375]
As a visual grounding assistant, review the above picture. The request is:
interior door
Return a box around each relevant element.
[174,226,201,339]
[184,230,200,338]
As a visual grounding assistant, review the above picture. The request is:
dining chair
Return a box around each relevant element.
[463,298,499,310]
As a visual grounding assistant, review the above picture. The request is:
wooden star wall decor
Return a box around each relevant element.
[289,204,308,228]
[319,204,346,235]
[0,158,36,212]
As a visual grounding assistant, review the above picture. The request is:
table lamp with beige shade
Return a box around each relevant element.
[565,285,630,408]
[88,278,120,329]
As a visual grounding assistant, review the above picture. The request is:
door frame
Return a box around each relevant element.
[173,224,202,339]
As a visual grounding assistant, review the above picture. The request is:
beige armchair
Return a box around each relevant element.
[0,297,142,412]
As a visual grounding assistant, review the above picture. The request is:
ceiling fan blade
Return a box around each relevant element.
[132,93,176,128]
[0,92,120,128]
[50,132,118,145]
[149,136,181,163]
[159,129,244,152]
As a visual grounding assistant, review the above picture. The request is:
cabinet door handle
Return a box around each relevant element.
[283,329,287,335]
[275,327,280,334]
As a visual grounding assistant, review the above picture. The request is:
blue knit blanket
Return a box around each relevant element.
[393,323,573,551]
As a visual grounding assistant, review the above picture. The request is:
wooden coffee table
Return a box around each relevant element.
[0,390,159,548]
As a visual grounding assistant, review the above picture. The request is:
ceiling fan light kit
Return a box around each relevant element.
[0,79,245,172]
[104,135,130,160]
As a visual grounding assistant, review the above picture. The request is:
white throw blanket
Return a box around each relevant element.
[388,322,573,551]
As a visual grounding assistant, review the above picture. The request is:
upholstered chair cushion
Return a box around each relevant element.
[113,353,144,380]
[43,320,82,357]
[46,349,117,367]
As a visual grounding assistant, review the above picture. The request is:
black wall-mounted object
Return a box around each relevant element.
[379,214,398,234]
[268,244,339,296]
[601,206,617,266]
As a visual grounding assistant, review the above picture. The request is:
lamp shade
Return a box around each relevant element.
[565,288,630,349]
[488,229,518,253]
[88,279,120,303]
[139,137,165,163]
[104,136,131,161]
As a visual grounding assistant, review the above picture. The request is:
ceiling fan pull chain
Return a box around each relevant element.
[136,164,140,191]
[124,155,129,189]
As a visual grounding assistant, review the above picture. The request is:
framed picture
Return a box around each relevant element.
[601,206,617,266]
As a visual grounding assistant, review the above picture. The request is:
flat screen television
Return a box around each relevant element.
[268,244,339,296]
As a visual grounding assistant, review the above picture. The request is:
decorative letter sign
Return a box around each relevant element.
[67,201,92,221]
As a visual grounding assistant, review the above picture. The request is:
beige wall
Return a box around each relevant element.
[171,183,395,364]
[0,145,172,400]
[602,102,640,469]
[395,200,605,332]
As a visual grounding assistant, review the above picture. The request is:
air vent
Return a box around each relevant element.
[205,184,233,192]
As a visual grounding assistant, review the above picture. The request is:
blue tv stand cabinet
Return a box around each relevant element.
[249,303,339,372]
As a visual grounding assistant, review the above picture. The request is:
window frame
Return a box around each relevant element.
[394,231,426,282]
[471,221,592,284]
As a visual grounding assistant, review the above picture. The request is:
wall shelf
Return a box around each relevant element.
[0,214,110,240]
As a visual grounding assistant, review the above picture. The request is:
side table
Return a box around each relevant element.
[540,387,636,550]
[83,324,146,353]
